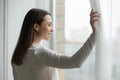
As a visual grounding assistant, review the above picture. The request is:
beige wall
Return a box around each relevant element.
[55,0,65,80]
[56,0,65,53]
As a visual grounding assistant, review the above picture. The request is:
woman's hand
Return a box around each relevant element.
[90,9,100,33]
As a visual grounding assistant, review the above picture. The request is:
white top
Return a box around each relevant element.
[12,33,95,80]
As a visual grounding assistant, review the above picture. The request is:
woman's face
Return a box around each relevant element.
[39,15,54,41]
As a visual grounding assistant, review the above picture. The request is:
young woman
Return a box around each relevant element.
[11,8,100,80]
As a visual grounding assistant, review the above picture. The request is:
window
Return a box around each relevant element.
[55,0,120,80]
[64,0,95,80]
[55,0,95,80]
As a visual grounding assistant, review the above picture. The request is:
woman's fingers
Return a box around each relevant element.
[90,9,100,32]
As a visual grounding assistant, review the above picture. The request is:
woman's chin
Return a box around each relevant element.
[43,38,50,41]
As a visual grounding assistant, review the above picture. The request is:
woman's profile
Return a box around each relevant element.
[11,8,99,80]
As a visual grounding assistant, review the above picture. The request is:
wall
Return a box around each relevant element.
[55,0,65,80]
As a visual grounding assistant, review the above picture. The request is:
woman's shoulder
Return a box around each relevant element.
[28,44,56,55]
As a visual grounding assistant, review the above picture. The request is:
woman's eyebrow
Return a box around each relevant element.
[48,22,52,24]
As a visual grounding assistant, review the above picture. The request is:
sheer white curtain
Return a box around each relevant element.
[112,0,120,80]
[90,0,112,80]
[89,0,120,80]
[0,0,4,80]
[36,0,50,11]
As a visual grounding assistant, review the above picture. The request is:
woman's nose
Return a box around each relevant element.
[51,27,54,32]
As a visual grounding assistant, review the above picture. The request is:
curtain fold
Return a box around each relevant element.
[36,0,51,11]
[89,0,112,80]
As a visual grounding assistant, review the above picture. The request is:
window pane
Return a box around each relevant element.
[64,1,95,80]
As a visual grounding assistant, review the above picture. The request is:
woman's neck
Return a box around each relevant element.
[33,35,42,44]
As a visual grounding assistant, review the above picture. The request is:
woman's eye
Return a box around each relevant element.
[48,24,51,26]
[48,24,52,26]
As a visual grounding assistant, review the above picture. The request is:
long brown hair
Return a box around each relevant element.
[11,8,51,65]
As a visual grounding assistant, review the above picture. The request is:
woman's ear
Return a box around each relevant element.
[33,23,40,32]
